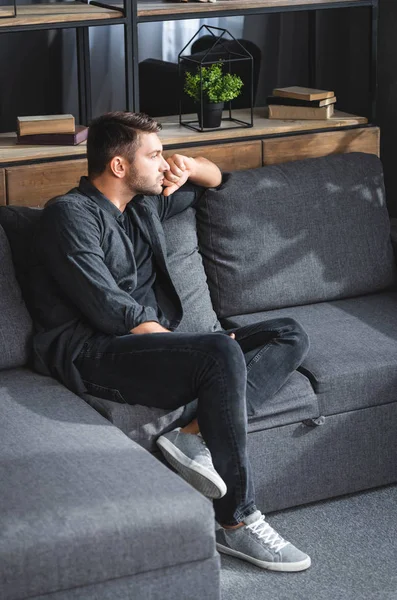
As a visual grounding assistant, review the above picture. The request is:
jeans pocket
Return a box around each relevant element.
[82,380,127,404]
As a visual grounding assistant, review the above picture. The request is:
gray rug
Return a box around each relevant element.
[220,485,397,600]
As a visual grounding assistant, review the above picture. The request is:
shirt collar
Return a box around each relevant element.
[78,176,124,221]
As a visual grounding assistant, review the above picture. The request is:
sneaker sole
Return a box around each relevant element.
[157,436,227,500]
[216,543,311,572]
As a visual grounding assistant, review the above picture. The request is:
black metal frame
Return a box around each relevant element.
[0,0,16,19]
[0,0,134,125]
[136,0,379,126]
[0,0,379,152]
[178,24,253,133]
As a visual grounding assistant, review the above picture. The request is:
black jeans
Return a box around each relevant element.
[75,318,309,525]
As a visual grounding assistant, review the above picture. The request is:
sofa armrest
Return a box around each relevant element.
[0,368,218,600]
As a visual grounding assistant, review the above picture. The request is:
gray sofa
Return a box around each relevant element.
[1,151,397,598]
[0,227,219,596]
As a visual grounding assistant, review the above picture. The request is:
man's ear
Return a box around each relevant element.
[109,156,127,179]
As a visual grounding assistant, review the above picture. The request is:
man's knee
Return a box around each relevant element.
[200,332,246,370]
[281,318,310,358]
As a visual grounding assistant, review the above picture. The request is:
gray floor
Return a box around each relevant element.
[220,485,397,600]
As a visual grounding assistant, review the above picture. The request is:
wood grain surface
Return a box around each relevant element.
[163,140,262,171]
[0,3,123,28]
[0,108,367,165]
[158,108,367,146]
[262,127,379,165]
[0,132,87,165]
[0,170,5,206]
[138,0,366,17]
[7,159,88,207]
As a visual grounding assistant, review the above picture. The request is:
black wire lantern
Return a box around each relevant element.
[0,0,16,19]
[178,25,254,133]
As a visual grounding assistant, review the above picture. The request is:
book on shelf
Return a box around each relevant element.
[266,95,336,108]
[272,86,335,101]
[16,125,88,146]
[17,114,76,137]
[268,104,334,120]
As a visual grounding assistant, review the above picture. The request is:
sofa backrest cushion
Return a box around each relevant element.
[163,207,222,332]
[196,153,397,317]
[0,224,33,369]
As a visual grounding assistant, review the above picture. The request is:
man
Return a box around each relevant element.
[30,111,311,572]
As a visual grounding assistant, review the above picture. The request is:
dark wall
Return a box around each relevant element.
[316,8,371,120]
[378,0,397,216]
[0,30,63,133]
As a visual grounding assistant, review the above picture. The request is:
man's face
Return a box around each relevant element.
[124,132,170,196]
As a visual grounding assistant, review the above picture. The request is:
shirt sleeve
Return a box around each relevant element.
[36,201,159,335]
[149,182,206,222]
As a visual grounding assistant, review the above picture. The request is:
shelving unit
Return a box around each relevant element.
[137,0,374,19]
[134,0,378,120]
[0,1,133,126]
[0,0,380,208]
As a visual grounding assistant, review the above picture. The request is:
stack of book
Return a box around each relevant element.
[16,114,88,146]
[267,87,337,120]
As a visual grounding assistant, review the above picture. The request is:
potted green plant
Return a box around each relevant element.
[184,62,243,128]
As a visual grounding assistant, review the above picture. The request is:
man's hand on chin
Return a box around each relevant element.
[162,154,191,197]
[131,321,171,334]
[162,154,222,197]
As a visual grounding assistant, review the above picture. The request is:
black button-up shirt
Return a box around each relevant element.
[30,177,203,395]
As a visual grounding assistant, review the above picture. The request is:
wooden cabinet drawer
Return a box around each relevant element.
[0,169,5,205]
[6,159,88,207]
[262,127,380,166]
[163,140,262,171]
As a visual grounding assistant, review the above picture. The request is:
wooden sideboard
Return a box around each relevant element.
[0,125,380,208]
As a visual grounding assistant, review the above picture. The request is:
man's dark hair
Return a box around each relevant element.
[87,111,162,177]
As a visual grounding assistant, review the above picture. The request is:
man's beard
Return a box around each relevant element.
[125,165,164,196]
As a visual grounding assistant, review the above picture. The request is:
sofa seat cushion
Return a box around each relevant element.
[0,225,33,370]
[83,369,319,446]
[83,394,198,452]
[0,368,215,600]
[197,153,397,317]
[222,291,397,417]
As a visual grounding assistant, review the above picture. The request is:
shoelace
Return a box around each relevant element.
[246,515,290,552]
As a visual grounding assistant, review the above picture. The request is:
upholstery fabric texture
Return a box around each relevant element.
[0,368,215,600]
[246,370,319,431]
[163,206,222,333]
[223,291,397,417]
[28,557,220,600]
[197,153,397,317]
[0,224,33,370]
[0,206,41,308]
[83,394,198,452]
[84,369,320,452]
[247,402,397,512]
